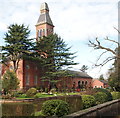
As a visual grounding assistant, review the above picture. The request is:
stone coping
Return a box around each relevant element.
[0,95,80,103]
[64,99,120,118]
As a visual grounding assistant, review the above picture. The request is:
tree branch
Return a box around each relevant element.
[88,38,117,55]
[104,36,119,46]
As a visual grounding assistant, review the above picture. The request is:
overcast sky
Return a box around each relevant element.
[0,0,119,78]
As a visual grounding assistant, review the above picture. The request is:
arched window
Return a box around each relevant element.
[43,29,45,36]
[25,74,29,85]
[38,29,42,38]
[38,30,40,37]
[85,81,87,85]
[78,81,81,88]
[34,75,38,85]
[82,81,84,85]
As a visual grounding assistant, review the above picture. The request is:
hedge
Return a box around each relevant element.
[82,95,96,109]
[94,92,107,105]
[41,99,69,117]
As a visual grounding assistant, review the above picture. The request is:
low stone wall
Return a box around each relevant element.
[64,99,120,118]
[2,95,83,116]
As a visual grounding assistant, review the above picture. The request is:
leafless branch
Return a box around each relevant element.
[96,51,108,64]
[88,38,117,55]
[114,27,120,34]
[104,36,119,46]
[88,35,120,67]
[95,56,115,67]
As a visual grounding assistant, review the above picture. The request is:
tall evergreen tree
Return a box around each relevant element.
[99,74,105,81]
[36,34,77,88]
[2,24,34,72]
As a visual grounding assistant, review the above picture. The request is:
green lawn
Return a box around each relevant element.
[16,92,80,99]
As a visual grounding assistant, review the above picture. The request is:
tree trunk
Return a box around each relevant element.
[13,61,17,73]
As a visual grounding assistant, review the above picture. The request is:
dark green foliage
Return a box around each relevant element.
[2,24,34,72]
[34,93,42,98]
[2,94,12,99]
[94,92,107,105]
[93,88,113,101]
[26,88,37,97]
[18,94,27,98]
[11,90,24,97]
[41,99,69,117]
[108,46,120,92]
[111,92,120,100]
[2,70,19,94]
[99,74,105,81]
[33,111,46,117]
[81,95,96,109]
[36,34,77,87]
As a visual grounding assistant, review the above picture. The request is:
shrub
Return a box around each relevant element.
[34,93,42,98]
[19,94,27,98]
[33,111,46,117]
[82,95,96,109]
[94,92,107,105]
[2,94,12,99]
[26,88,37,97]
[41,99,69,117]
[93,88,113,101]
[17,90,24,95]
[2,70,19,94]
[111,92,120,100]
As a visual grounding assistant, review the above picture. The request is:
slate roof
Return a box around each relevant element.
[36,2,53,26]
[99,80,108,84]
[67,70,93,79]
[36,13,53,26]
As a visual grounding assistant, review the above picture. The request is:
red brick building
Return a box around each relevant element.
[92,79,109,88]
[2,2,93,91]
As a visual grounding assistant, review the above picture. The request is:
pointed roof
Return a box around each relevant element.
[36,2,54,26]
[40,2,49,11]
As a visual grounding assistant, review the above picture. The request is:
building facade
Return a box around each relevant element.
[92,79,109,88]
[2,2,93,91]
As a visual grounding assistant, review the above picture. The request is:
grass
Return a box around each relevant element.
[15,92,80,99]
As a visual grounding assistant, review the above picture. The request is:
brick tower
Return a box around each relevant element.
[36,2,54,40]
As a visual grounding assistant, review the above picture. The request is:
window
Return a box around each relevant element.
[82,81,84,85]
[26,65,30,69]
[78,81,80,85]
[34,75,38,85]
[25,74,29,85]
[85,81,87,85]
[43,29,45,36]
[78,81,81,88]
[38,30,42,37]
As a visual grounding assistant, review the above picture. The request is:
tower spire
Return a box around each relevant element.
[36,2,54,40]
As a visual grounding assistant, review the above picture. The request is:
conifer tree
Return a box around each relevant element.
[2,70,19,94]
[2,24,34,72]
[36,34,77,88]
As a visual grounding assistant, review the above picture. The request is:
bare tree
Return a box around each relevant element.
[88,29,120,67]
